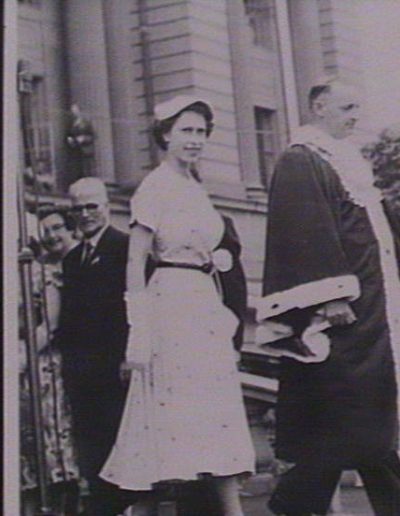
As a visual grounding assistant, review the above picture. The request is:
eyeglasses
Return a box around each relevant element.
[71,203,101,215]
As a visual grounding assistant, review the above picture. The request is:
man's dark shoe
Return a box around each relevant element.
[268,495,312,516]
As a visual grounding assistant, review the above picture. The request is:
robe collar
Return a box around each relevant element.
[290,124,381,208]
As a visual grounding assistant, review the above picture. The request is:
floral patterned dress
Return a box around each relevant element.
[20,260,80,490]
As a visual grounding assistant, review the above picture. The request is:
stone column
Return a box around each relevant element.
[287,0,324,124]
[63,0,115,183]
[102,0,142,187]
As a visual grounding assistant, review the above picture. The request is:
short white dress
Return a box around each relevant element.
[100,163,255,490]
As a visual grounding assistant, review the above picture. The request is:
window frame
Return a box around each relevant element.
[254,106,278,188]
[21,75,54,187]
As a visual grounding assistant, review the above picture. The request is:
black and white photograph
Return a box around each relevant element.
[3,1,400,515]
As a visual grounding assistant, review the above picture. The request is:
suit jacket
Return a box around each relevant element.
[58,225,129,384]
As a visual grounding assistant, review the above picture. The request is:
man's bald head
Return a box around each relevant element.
[308,79,361,139]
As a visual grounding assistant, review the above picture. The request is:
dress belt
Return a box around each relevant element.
[156,261,214,274]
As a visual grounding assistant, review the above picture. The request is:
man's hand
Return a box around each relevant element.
[320,300,357,327]
[119,359,148,382]
[119,361,132,383]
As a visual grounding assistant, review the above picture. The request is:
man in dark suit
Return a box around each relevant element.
[58,178,133,515]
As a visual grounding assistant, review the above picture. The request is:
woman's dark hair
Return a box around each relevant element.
[38,205,75,231]
[308,84,331,110]
[152,102,214,151]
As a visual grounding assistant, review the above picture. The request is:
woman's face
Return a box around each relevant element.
[164,110,208,164]
[40,213,72,256]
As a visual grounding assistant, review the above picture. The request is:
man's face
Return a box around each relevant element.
[40,213,71,255]
[165,111,207,165]
[71,191,108,238]
[317,86,360,139]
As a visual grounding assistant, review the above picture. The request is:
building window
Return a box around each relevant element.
[255,107,278,187]
[243,0,275,49]
[22,76,54,188]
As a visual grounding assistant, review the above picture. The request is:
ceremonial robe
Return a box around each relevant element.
[262,144,399,467]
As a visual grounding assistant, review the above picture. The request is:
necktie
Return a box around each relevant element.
[81,241,94,267]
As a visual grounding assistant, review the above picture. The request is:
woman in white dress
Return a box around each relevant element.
[100,95,255,515]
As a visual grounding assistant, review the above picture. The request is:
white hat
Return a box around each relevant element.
[154,94,214,122]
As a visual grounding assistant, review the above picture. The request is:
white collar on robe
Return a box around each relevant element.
[290,124,382,208]
[83,224,109,250]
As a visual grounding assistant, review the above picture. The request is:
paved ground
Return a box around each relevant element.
[241,487,373,515]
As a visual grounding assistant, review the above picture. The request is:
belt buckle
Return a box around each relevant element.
[201,262,213,274]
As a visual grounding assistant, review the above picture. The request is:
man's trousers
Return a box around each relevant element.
[268,451,400,516]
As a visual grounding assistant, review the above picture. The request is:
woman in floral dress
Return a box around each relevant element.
[20,209,80,515]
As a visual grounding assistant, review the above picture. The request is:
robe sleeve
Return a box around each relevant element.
[258,146,360,322]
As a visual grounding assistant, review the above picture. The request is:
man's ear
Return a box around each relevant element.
[163,131,171,144]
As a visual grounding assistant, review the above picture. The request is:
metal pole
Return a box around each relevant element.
[17,60,56,516]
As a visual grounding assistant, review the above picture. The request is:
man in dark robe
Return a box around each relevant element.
[258,80,400,515]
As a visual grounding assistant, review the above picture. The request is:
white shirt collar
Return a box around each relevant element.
[83,224,109,250]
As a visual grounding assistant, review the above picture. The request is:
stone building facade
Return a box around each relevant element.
[16,1,368,452]
[16,0,366,305]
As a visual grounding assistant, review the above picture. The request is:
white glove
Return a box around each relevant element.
[124,291,152,368]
